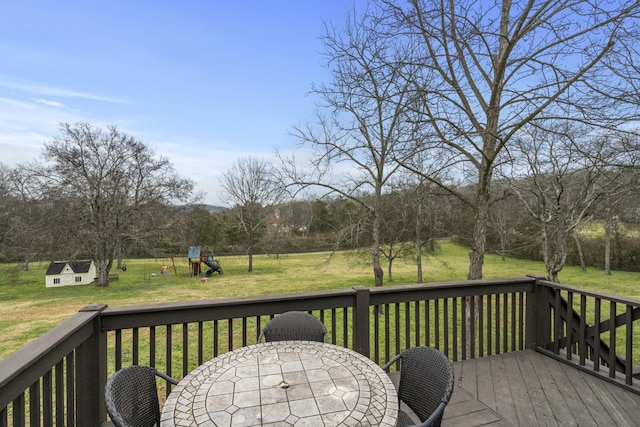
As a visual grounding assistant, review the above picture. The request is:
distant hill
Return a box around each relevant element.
[198,204,227,213]
[181,203,227,213]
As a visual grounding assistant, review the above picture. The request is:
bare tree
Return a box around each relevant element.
[389,173,440,283]
[599,153,640,275]
[221,156,284,272]
[487,185,525,262]
[378,191,415,282]
[23,122,196,286]
[501,124,635,282]
[0,163,9,201]
[1,165,69,269]
[281,8,419,287]
[377,0,640,280]
[0,163,15,260]
[0,163,22,263]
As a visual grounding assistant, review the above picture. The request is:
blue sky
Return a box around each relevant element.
[0,1,364,205]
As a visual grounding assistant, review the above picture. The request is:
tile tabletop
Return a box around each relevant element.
[160,341,398,427]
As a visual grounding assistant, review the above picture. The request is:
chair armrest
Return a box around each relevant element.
[155,370,179,385]
[417,401,446,427]
[381,354,401,371]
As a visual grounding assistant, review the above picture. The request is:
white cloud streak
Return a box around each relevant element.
[0,76,126,103]
[33,98,64,107]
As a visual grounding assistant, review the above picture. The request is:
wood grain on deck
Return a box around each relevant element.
[444,350,640,426]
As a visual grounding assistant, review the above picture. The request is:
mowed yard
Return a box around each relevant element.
[2,242,639,360]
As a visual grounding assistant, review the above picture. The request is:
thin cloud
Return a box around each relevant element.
[0,93,91,167]
[0,97,37,109]
[0,77,126,103]
[34,98,64,108]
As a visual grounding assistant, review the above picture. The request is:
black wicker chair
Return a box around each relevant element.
[104,365,179,427]
[382,346,455,427]
[257,311,328,343]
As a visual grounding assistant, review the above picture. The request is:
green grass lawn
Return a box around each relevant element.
[1,241,639,360]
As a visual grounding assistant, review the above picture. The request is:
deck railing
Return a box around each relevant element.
[1,276,638,426]
[535,277,640,391]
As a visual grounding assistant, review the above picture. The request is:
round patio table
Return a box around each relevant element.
[160,340,398,427]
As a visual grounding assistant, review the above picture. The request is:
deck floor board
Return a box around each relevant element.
[532,349,581,426]
[489,352,517,423]
[440,349,640,426]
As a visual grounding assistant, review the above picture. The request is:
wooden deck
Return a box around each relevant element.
[441,350,640,426]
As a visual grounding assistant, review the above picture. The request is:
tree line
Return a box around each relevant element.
[215,152,640,283]
[2,130,639,287]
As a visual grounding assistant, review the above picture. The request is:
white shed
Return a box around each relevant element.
[45,260,96,287]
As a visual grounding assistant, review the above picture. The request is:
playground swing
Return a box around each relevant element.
[142,255,176,279]
[159,257,177,276]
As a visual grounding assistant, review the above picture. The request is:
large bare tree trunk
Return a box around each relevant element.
[464,161,493,356]
[468,206,487,281]
[370,190,384,287]
[96,260,110,287]
[95,238,114,287]
[541,216,567,283]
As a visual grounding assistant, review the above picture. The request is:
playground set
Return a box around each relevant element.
[146,247,222,280]
[187,246,223,277]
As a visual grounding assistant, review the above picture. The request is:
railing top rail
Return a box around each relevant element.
[537,279,640,306]
[100,287,359,330]
[369,276,536,292]
[367,277,536,303]
[101,287,357,316]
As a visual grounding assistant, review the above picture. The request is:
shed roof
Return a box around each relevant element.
[46,260,94,275]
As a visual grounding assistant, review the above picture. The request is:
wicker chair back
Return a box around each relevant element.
[258,311,328,343]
